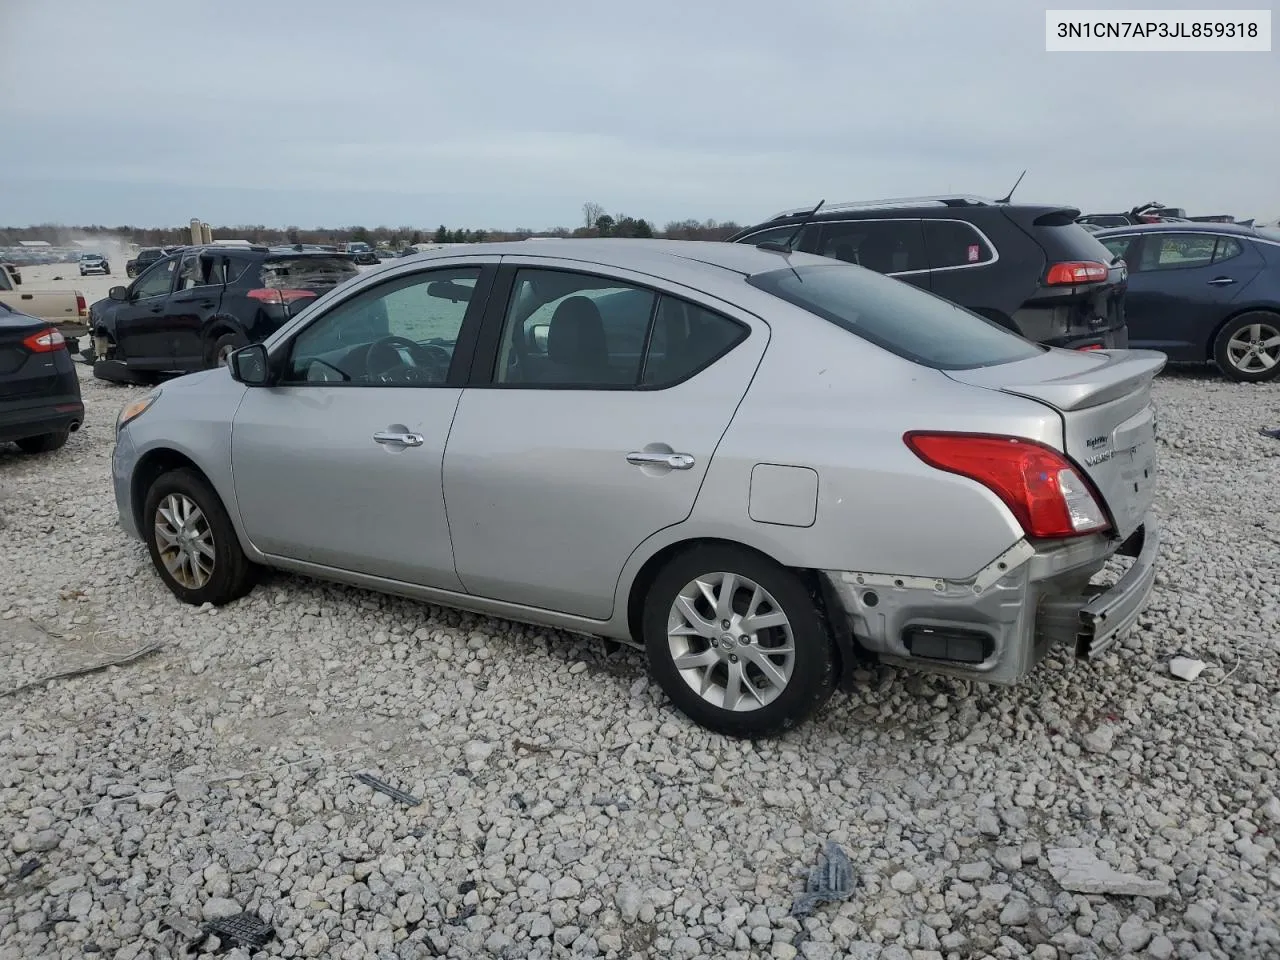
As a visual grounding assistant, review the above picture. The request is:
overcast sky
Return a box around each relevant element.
[1,0,1275,229]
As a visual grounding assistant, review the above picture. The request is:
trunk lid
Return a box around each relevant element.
[944,348,1166,540]
[0,314,60,398]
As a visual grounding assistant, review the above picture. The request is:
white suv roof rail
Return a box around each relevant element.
[767,195,997,220]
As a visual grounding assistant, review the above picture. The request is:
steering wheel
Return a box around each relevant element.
[365,336,450,384]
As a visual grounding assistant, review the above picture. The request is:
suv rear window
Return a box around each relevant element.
[748,263,1043,370]
[1034,223,1119,263]
[259,256,359,289]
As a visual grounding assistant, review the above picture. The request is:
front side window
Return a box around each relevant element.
[1139,234,1217,271]
[923,220,996,269]
[284,267,480,385]
[748,262,1042,370]
[133,258,177,299]
[494,268,745,388]
[819,220,927,274]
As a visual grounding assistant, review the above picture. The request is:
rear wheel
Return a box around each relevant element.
[1214,312,1280,383]
[143,468,254,605]
[643,544,835,737]
[15,429,69,454]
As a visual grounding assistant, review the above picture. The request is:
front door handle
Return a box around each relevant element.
[1207,276,1237,286]
[627,451,695,469]
[373,431,424,447]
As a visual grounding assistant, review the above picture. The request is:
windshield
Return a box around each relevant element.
[747,262,1044,370]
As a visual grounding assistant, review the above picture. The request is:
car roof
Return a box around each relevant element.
[1093,222,1262,238]
[396,238,830,277]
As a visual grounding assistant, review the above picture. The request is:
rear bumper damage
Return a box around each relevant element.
[820,514,1159,685]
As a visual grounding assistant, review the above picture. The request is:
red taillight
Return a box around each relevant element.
[904,432,1111,539]
[1076,344,1104,351]
[246,288,318,305]
[1045,261,1109,286]
[23,328,66,353]
[76,294,87,317]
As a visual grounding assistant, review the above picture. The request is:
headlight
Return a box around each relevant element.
[116,389,161,435]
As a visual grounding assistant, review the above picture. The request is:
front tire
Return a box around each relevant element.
[1213,312,1280,383]
[210,331,248,368]
[15,429,69,454]
[643,545,835,738]
[143,468,254,606]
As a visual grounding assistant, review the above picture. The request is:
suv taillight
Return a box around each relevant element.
[23,328,66,353]
[904,432,1110,539]
[1045,261,1109,286]
[246,288,318,305]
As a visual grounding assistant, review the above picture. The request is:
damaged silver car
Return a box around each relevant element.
[111,239,1162,736]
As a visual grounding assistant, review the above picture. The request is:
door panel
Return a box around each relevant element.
[231,387,465,587]
[117,257,179,364]
[1122,233,1263,358]
[168,253,224,366]
[230,262,494,589]
[443,264,768,619]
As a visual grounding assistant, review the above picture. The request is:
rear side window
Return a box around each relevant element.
[818,220,927,273]
[642,297,746,387]
[747,263,1042,370]
[923,221,995,268]
[259,256,359,289]
[1212,237,1243,263]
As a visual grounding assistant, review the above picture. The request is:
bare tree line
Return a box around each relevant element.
[0,203,744,249]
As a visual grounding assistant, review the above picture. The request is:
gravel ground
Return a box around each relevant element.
[1,364,1278,960]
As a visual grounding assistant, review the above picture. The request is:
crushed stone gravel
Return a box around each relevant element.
[1,364,1278,959]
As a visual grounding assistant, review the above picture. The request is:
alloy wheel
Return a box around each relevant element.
[1226,322,1280,375]
[666,572,795,712]
[154,493,216,589]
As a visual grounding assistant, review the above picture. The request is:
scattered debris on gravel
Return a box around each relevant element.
[1,366,1278,959]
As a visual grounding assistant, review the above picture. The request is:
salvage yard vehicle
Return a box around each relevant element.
[0,302,83,453]
[112,239,1162,737]
[125,246,179,278]
[1094,222,1280,382]
[730,195,1130,351]
[78,252,111,276]
[0,254,89,345]
[89,245,360,381]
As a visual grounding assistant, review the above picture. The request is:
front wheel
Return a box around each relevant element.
[143,468,255,605]
[1214,312,1280,383]
[643,545,835,737]
[210,331,248,368]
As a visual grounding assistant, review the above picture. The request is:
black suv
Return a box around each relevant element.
[89,244,360,382]
[729,195,1129,350]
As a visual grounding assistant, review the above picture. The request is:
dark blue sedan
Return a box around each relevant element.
[1094,223,1280,382]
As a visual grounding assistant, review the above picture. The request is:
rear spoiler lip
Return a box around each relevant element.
[944,349,1167,412]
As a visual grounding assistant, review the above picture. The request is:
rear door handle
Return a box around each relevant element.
[1207,277,1237,286]
[627,451,695,469]
[373,431,424,447]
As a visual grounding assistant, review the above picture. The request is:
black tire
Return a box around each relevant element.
[209,331,248,369]
[15,429,69,454]
[1213,312,1280,383]
[142,468,255,606]
[643,544,835,738]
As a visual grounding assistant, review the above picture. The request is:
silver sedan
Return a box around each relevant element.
[111,239,1163,736]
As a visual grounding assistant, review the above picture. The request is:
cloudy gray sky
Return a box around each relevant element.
[1,0,1275,229]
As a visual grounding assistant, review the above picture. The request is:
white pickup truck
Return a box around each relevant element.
[0,263,90,344]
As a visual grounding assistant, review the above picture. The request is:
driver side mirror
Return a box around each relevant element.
[530,323,550,353]
[109,286,129,302]
[228,343,271,386]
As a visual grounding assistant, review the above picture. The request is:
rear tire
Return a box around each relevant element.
[1213,312,1280,383]
[643,544,835,737]
[143,468,254,606]
[15,429,69,454]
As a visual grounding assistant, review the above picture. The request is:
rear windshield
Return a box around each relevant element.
[748,263,1043,370]
[259,256,359,289]
[1034,223,1120,262]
